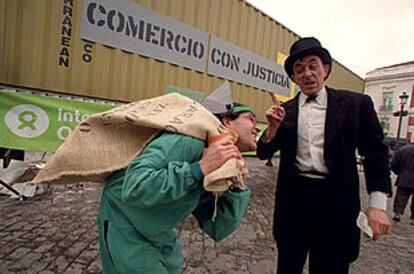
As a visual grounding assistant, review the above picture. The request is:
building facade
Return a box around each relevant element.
[365,61,414,143]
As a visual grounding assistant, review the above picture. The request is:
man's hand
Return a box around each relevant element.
[366,207,391,241]
[199,139,239,175]
[263,92,285,142]
[237,150,249,179]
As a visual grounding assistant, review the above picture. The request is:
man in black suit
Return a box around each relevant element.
[257,37,392,274]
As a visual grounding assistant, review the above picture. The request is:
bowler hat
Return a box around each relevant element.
[284,37,332,80]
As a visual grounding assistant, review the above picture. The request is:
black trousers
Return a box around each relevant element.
[393,186,414,218]
[275,176,351,274]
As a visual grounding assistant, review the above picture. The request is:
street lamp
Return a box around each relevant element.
[396,91,409,143]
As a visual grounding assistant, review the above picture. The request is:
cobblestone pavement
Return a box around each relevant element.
[1,158,413,273]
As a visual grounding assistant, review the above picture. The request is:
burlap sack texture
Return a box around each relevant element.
[32,93,245,193]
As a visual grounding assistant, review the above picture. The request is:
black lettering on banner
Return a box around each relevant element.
[174,34,182,52]
[231,55,240,71]
[266,68,274,82]
[85,1,207,60]
[107,10,125,32]
[274,73,281,86]
[180,36,187,53]
[159,28,166,47]
[211,48,240,71]
[125,16,138,37]
[87,2,97,24]
[97,5,106,26]
[276,74,290,89]
[145,23,155,43]
[185,37,192,56]
[138,20,145,40]
[244,62,256,78]
[222,52,230,68]
[211,48,220,64]
[84,2,290,90]
[259,66,267,80]
[152,24,161,45]
[165,30,174,50]
[242,60,290,89]
[86,2,106,26]
[193,41,204,59]
[59,0,73,67]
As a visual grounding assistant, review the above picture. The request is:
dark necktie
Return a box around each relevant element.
[305,94,318,103]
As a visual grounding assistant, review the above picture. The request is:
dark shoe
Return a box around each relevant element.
[392,216,401,223]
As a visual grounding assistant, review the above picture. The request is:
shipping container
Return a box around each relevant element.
[0,0,364,122]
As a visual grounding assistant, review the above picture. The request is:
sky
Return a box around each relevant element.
[246,0,414,78]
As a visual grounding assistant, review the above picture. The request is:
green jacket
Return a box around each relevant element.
[97,132,251,274]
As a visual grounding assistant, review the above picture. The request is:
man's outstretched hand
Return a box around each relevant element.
[263,92,285,142]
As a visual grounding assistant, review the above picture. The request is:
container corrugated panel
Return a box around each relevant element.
[0,0,364,122]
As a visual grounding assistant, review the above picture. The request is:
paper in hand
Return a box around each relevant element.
[356,211,373,239]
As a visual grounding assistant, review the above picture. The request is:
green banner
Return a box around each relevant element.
[0,91,115,152]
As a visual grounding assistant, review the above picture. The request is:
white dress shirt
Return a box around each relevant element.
[295,87,387,210]
[296,88,328,176]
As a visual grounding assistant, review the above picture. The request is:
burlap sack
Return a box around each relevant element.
[32,93,244,193]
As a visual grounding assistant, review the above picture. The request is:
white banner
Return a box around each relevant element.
[80,0,208,72]
[207,36,291,96]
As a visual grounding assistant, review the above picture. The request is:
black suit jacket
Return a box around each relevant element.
[257,87,392,261]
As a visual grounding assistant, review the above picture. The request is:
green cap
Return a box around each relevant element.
[231,105,253,114]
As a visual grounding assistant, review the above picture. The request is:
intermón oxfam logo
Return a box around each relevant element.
[4,104,50,138]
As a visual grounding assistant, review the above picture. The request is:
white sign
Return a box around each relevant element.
[80,0,209,72]
[4,104,50,139]
[207,36,291,96]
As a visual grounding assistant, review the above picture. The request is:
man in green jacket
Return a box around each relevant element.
[97,100,259,273]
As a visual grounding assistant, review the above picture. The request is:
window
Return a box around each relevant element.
[380,92,393,111]
[380,116,390,135]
